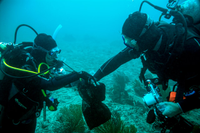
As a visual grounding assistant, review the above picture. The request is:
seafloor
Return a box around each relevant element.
[35,40,200,133]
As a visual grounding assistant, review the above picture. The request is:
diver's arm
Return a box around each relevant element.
[94,47,140,81]
[40,71,91,91]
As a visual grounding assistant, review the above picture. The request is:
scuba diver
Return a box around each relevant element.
[93,0,200,132]
[0,24,99,133]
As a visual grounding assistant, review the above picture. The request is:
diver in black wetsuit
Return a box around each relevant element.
[94,10,200,120]
[0,32,93,133]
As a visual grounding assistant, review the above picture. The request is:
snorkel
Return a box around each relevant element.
[52,24,62,40]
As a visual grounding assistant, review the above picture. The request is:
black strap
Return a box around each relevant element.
[139,56,148,83]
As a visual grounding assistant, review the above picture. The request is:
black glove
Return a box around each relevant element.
[79,71,97,85]
[46,98,59,111]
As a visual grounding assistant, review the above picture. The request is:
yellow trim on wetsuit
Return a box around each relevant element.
[2,58,50,75]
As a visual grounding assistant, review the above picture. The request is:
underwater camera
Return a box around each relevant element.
[142,79,193,133]
[143,79,163,107]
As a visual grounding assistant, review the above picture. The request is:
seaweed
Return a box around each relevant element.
[132,79,147,97]
[53,104,86,133]
[110,72,133,105]
[111,72,130,93]
[123,124,137,133]
[94,111,137,133]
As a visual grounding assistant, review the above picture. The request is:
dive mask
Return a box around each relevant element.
[48,47,61,57]
[122,35,139,51]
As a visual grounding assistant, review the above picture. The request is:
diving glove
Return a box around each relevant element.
[47,98,59,111]
[79,71,97,85]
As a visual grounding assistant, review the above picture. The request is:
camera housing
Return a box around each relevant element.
[143,79,194,132]
[143,79,163,107]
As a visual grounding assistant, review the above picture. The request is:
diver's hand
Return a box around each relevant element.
[157,102,183,118]
[79,71,97,85]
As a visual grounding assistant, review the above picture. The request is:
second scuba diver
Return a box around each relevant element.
[0,24,99,133]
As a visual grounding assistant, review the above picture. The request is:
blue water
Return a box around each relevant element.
[0,0,168,44]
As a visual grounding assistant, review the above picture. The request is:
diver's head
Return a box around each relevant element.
[122,11,161,52]
[34,33,61,65]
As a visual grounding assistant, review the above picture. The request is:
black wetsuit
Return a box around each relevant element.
[0,71,90,133]
[0,46,91,133]
[94,37,200,113]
